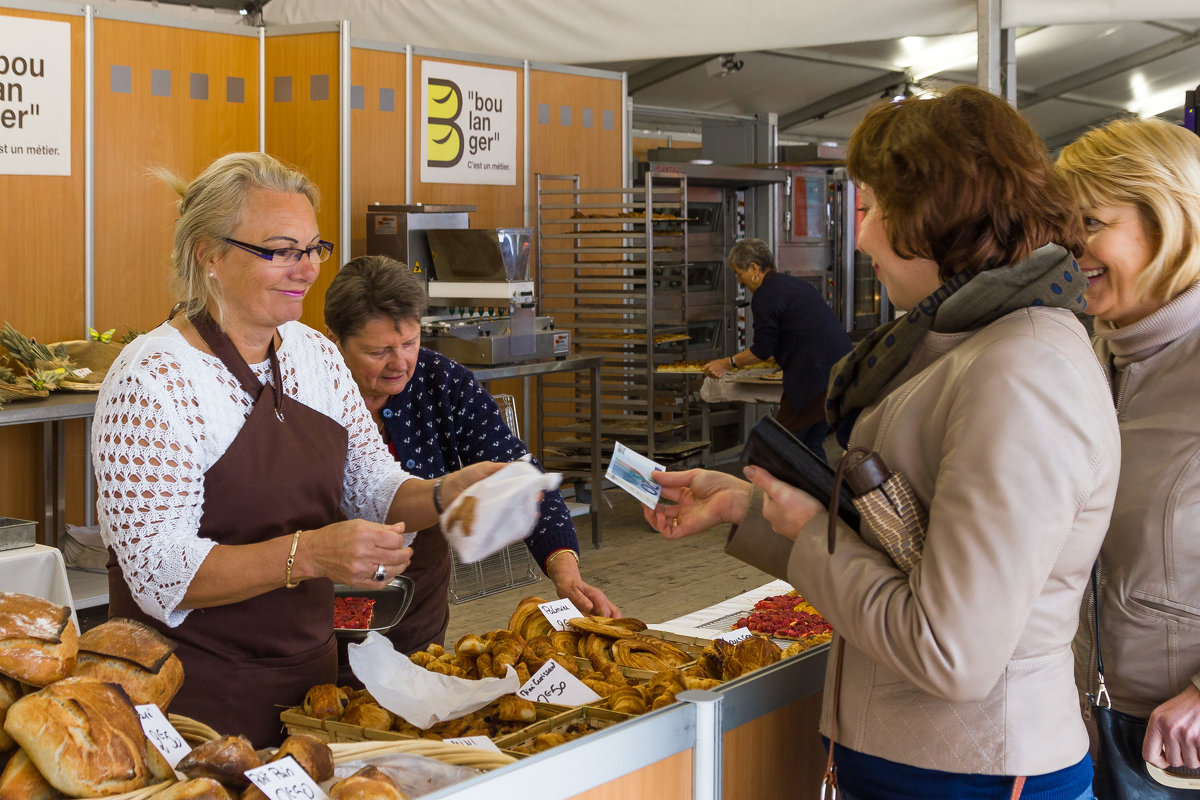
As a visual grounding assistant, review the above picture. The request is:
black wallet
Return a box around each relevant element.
[740,416,862,529]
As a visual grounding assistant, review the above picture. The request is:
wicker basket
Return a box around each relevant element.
[330,739,516,771]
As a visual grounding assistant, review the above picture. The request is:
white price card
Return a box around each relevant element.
[245,755,330,800]
[517,659,601,706]
[538,597,583,632]
[714,627,756,644]
[605,441,665,509]
[135,704,190,768]
[444,735,503,753]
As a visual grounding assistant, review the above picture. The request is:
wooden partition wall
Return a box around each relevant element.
[0,6,86,535]
[265,29,341,332]
[93,19,260,333]
[0,7,625,541]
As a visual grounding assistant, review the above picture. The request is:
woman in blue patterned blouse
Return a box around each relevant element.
[324,255,620,656]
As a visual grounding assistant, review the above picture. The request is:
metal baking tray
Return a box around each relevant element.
[0,517,36,551]
[333,576,415,641]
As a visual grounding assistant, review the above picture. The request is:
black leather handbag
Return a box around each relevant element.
[1089,567,1197,799]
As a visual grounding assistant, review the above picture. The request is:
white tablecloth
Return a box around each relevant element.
[0,544,78,629]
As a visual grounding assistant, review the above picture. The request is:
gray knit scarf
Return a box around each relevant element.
[826,244,1087,445]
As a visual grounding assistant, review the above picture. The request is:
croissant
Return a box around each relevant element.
[591,658,627,687]
[580,675,621,697]
[683,675,723,691]
[302,683,348,720]
[608,686,647,715]
[582,634,614,667]
[526,732,567,753]
[451,654,479,678]
[426,643,446,658]
[651,689,677,710]
[491,631,525,672]
[470,653,490,679]
[733,636,782,672]
[455,634,487,658]
[496,694,537,723]
[515,662,531,684]
[409,651,435,668]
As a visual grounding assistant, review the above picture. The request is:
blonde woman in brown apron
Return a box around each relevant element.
[93,152,501,746]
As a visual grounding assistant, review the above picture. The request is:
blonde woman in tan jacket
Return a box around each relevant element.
[1058,119,1200,781]
[645,86,1120,800]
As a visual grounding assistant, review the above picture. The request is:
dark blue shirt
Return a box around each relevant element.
[379,348,578,569]
[749,271,853,411]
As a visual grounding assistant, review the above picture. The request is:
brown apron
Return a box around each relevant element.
[108,313,348,746]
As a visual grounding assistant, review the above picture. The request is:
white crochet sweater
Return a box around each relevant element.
[92,321,412,627]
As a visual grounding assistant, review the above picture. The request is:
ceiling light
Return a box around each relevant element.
[705,54,744,79]
[1128,83,1191,118]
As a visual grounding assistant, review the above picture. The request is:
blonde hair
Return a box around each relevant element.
[1056,118,1200,302]
[155,152,320,318]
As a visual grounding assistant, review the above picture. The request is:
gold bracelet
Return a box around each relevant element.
[284,530,304,589]
[545,549,579,570]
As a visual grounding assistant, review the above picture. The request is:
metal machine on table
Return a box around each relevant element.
[365,204,569,366]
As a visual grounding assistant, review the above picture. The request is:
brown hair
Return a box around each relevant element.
[847,85,1085,280]
[324,254,428,342]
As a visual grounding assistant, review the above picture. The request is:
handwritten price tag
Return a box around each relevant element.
[538,598,583,632]
[135,704,190,768]
[517,658,601,706]
[714,627,756,644]
[444,735,502,753]
[245,755,329,800]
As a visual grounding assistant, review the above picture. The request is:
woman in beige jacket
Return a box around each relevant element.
[1057,119,1200,778]
[646,86,1120,799]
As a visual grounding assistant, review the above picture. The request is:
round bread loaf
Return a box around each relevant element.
[176,734,262,789]
[330,765,408,800]
[0,675,19,753]
[0,747,63,800]
[0,592,79,687]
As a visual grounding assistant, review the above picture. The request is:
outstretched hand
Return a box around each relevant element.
[643,468,753,539]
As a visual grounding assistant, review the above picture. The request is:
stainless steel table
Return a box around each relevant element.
[471,356,603,548]
[0,392,97,547]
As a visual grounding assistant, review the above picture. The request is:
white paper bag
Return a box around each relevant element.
[440,460,561,564]
[348,632,520,729]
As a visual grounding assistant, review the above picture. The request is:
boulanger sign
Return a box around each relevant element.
[0,15,70,176]
[421,60,516,186]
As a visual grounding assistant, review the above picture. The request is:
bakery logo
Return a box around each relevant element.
[426,77,463,168]
[420,60,516,186]
[0,15,70,176]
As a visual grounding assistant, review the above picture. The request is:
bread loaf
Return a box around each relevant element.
[0,676,19,753]
[153,776,235,800]
[329,765,408,800]
[3,676,163,796]
[0,748,65,800]
[176,735,263,790]
[0,592,78,687]
[270,733,333,783]
[72,617,184,710]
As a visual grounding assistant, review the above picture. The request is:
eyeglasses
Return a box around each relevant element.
[223,237,335,265]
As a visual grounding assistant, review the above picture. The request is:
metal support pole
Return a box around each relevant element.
[977,0,1002,95]
[339,20,351,259]
[679,690,723,800]
[1001,27,1017,106]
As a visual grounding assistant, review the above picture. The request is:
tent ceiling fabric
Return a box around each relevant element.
[262,0,1200,63]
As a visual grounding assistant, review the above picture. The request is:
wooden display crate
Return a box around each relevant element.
[493,706,632,755]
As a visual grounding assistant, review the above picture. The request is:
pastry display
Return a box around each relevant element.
[0,592,79,687]
[71,617,184,710]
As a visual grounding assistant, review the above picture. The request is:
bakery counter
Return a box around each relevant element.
[419,582,830,800]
